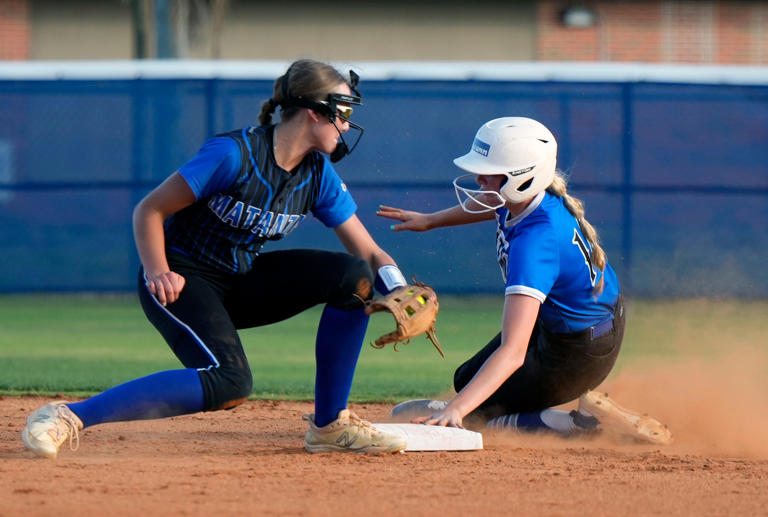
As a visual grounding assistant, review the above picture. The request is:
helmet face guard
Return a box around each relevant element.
[452,174,507,214]
[281,70,364,162]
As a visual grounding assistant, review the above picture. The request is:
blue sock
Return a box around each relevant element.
[67,368,205,428]
[515,411,549,431]
[313,306,369,427]
[488,409,577,434]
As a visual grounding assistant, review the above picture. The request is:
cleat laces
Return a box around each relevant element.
[346,411,378,438]
[51,405,80,452]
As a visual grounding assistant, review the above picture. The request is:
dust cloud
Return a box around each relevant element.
[480,350,768,459]
[598,349,768,458]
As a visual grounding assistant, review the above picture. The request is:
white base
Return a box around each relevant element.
[373,423,483,451]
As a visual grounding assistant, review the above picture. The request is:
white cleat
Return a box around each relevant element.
[304,409,406,454]
[579,391,673,445]
[22,401,84,459]
[390,399,448,422]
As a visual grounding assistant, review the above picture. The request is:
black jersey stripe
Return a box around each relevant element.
[164,125,324,274]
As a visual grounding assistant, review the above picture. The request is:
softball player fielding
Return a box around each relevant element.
[22,59,410,458]
[381,117,671,445]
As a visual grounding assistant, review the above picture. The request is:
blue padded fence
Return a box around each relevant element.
[1,63,767,297]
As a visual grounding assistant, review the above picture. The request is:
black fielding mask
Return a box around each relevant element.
[279,69,364,163]
[329,141,349,163]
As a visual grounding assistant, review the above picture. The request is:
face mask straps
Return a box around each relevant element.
[278,69,364,162]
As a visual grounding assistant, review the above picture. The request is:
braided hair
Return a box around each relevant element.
[546,171,607,295]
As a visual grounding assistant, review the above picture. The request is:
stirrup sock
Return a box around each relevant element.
[314,306,369,427]
[488,409,577,433]
[67,368,205,428]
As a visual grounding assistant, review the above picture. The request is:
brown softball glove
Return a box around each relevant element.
[364,282,443,358]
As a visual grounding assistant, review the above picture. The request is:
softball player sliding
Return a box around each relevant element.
[381,117,670,444]
[22,59,410,458]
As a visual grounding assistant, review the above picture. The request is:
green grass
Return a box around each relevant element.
[0,294,766,401]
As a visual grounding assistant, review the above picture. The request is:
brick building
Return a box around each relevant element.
[0,0,28,60]
[1,1,767,63]
[538,1,768,63]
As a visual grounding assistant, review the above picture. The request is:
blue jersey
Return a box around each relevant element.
[495,191,620,334]
[164,125,357,274]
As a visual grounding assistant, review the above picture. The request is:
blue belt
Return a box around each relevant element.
[590,318,614,339]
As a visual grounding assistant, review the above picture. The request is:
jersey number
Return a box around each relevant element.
[572,229,597,286]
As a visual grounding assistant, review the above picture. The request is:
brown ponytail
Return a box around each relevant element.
[258,96,279,126]
[259,59,347,126]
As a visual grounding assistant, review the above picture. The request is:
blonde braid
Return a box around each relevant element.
[547,172,607,295]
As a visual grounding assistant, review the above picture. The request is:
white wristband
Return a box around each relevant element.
[377,264,407,292]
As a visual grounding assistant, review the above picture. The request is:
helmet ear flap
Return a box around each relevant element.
[516,178,534,194]
[498,156,556,204]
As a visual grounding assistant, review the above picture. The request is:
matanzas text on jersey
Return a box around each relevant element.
[208,193,305,239]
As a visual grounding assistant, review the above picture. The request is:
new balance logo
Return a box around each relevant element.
[335,432,358,448]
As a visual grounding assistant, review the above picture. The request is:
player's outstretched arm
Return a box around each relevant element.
[377,204,493,232]
[414,294,539,428]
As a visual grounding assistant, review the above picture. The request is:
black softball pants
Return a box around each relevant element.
[454,296,625,421]
[138,249,373,411]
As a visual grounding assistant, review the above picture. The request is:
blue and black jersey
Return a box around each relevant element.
[164,125,356,274]
[495,191,620,334]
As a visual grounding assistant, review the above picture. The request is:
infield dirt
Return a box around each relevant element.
[2,348,768,517]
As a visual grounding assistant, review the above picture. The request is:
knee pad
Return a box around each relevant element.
[329,255,374,310]
[199,365,253,411]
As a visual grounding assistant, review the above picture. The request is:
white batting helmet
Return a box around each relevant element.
[453,117,557,209]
